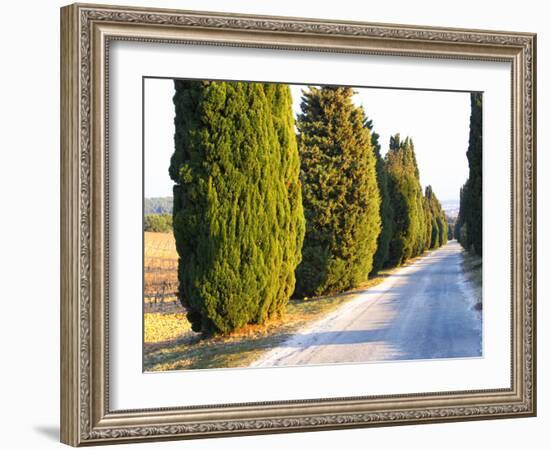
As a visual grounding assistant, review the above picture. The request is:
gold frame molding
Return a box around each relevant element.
[60,3,537,446]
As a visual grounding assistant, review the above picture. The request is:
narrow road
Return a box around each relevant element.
[250,241,481,368]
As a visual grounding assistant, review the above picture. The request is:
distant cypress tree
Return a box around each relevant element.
[422,195,434,250]
[385,135,407,266]
[170,80,304,335]
[433,215,441,247]
[385,135,425,265]
[425,186,438,249]
[424,185,447,249]
[365,116,394,273]
[455,185,466,244]
[295,87,381,297]
[437,209,448,247]
[447,216,455,241]
[410,144,428,257]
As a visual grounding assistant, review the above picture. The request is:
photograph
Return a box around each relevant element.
[58,3,536,445]
[143,78,483,372]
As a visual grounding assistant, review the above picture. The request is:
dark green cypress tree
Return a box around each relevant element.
[438,216,448,246]
[365,116,394,273]
[456,92,482,255]
[431,211,441,248]
[437,205,448,246]
[261,83,306,321]
[385,135,407,266]
[385,135,425,265]
[295,87,381,297]
[169,80,305,335]
[410,141,428,257]
[425,185,447,249]
[424,186,438,249]
[455,185,466,244]
[464,93,483,255]
[447,216,455,241]
[423,195,434,250]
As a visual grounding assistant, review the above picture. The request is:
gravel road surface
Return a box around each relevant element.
[250,241,482,368]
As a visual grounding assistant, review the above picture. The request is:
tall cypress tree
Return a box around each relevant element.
[385,135,425,265]
[423,195,434,250]
[262,83,306,320]
[447,216,455,241]
[437,208,448,247]
[169,80,305,335]
[410,142,428,257]
[295,87,381,297]
[365,116,394,273]
[425,185,447,249]
[465,92,483,255]
[456,92,482,255]
[455,185,466,245]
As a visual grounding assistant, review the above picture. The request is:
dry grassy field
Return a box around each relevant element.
[144,231,177,259]
[144,232,178,307]
[143,232,192,344]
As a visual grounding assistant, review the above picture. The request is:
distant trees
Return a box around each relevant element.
[446,215,456,241]
[144,197,173,215]
[424,186,447,249]
[366,116,394,273]
[385,135,425,266]
[455,93,482,256]
[455,186,466,244]
[294,87,381,297]
[144,213,172,233]
[383,135,449,267]
[422,195,434,251]
[169,80,304,335]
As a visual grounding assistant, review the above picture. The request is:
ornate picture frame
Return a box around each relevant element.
[60,3,536,446]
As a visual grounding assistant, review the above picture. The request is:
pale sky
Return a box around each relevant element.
[144,79,471,203]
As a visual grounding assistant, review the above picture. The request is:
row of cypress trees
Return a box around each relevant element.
[170,82,448,335]
[378,134,448,269]
[455,92,482,256]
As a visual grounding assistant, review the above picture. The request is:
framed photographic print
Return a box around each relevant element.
[60,3,537,446]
